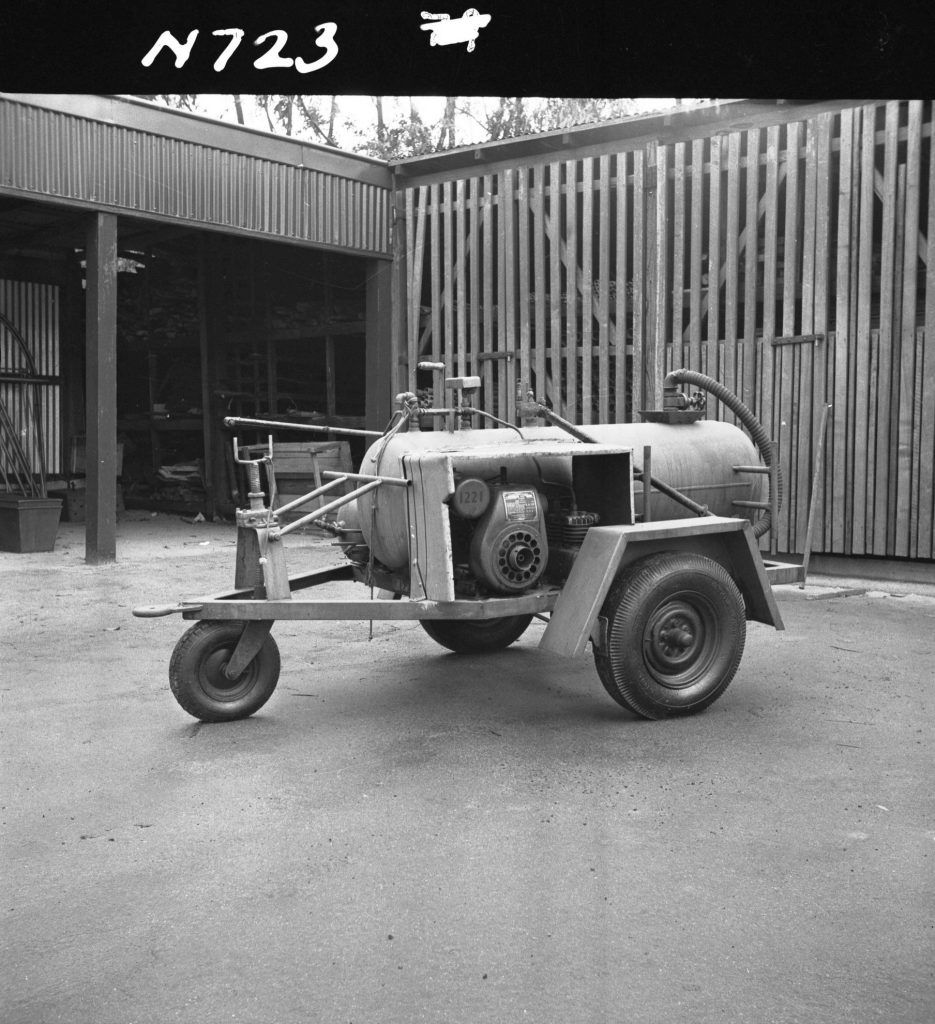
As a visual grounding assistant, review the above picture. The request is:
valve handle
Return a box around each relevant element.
[232,434,274,466]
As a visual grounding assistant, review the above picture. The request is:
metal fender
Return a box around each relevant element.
[539,517,784,658]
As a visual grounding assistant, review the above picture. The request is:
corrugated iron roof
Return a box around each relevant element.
[0,94,392,258]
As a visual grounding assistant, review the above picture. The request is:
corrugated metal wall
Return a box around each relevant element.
[0,279,61,479]
[0,97,391,257]
[393,100,934,560]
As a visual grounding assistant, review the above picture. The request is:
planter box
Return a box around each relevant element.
[0,496,63,553]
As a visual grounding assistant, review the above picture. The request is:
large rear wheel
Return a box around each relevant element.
[420,614,533,654]
[593,553,746,719]
[169,621,280,722]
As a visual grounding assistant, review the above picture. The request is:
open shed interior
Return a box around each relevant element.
[0,195,369,519]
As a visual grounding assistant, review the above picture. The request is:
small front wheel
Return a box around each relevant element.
[169,621,280,722]
[420,614,533,654]
[594,553,746,719]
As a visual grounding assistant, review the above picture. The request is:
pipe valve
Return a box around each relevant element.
[662,385,706,412]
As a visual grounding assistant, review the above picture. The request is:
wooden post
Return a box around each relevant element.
[548,163,562,415]
[532,165,547,404]
[652,144,668,412]
[390,192,407,397]
[580,157,593,424]
[688,138,705,372]
[597,155,611,423]
[614,152,628,422]
[84,212,118,564]
[706,136,722,401]
[197,237,216,520]
[564,160,578,421]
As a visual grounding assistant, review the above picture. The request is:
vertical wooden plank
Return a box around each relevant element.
[496,172,507,419]
[614,152,628,421]
[689,139,704,369]
[404,187,414,349]
[922,115,935,559]
[852,104,877,555]
[443,180,455,389]
[796,119,818,549]
[565,160,578,421]
[779,121,801,551]
[782,130,802,313]
[549,163,562,415]
[469,178,480,377]
[632,150,645,416]
[429,184,442,403]
[800,121,818,337]
[482,174,494,411]
[867,327,880,548]
[872,102,899,554]
[813,113,832,551]
[782,121,801,339]
[84,211,118,564]
[456,179,467,377]
[598,155,611,423]
[762,126,780,346]
[743,129,760,410]
[915,325,928,557]
[401,186,415,389]
[846,113,863,554]
[518,167,532,404]
[581,157,594,423]
[533,165,547,402]
[651,144,668,412]
[888,163,907,556]
[706,136,722,396]
[503,168,516,422]
[832,110,854,553]
[672,143,686,369]
[390,191,406,396]
[724,132,741,422]
[644,143,659,412]
[410,186,428,374]
[898,101,922,558]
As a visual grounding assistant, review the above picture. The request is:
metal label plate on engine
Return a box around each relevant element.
[502,490,539,522]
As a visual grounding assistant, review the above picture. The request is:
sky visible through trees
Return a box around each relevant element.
[136,95,687,159]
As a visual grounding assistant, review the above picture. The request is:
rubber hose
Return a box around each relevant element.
[664,368,781,539]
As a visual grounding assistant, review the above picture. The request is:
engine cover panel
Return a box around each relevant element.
[469,486,548,593]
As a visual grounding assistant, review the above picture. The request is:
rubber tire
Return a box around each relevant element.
[593,553,746,719]
[169,621,281,722]
[420,614,533,654]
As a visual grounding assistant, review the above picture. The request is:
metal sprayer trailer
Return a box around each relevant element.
[135,368,819,722]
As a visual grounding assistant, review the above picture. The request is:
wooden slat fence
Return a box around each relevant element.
[393,100,934,561]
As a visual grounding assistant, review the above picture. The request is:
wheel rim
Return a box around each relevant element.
[199,644,261,703]
[642,592,719,689]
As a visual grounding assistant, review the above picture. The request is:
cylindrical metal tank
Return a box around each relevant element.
[356,421,764,571]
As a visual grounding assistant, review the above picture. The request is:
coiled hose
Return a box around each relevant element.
[664,368,782,539]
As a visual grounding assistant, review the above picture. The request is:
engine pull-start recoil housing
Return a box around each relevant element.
[469,485,549,593]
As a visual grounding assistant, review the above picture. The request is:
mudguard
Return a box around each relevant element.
[539,517,784,658]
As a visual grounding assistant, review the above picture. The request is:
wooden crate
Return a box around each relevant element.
[244,441,353,521]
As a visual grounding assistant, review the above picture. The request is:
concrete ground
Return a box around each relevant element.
[2,512,933,1024]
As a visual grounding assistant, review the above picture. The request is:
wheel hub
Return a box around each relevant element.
[644,597,716,688]
[201,647,255,702]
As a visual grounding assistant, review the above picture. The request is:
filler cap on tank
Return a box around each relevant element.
[639,384,707,424]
